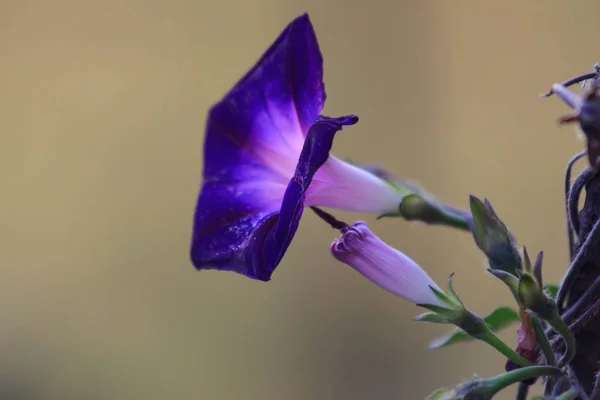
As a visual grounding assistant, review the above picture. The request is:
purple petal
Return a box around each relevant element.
[204,13,325,184]
[190,14,327,279]
[192,115,357,281]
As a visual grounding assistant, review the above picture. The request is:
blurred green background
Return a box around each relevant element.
[2,1,598,399]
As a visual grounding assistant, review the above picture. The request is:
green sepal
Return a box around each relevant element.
[488,269,520,295]
[414,312,451,324]
[522,247,532,273]
[428,285,456,307]
[416,303,456,316]
[445,273,464,307]
[428,306,520,349]
[518,274,543,310]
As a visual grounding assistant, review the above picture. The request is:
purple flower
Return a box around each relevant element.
[330,221,445,306]
[191,14,403,281]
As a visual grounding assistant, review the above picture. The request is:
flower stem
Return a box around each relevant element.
[548,314,576,366]
[531,316,556,365]
[555,388,579,400]
[438,207,470,231]
[310,207,348,230]
[515,382,529,400]
[485,366,562,396]
[541,69,599,97]
[557,209,600,311]
[564,150,587,260]
[476,330,532,367]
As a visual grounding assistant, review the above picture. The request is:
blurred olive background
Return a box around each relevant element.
[1,1,598,399]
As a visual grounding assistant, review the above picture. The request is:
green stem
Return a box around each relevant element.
[531,316,556,365]
[438,207,470,231]
[476,330,532,367]
[485,366,562,397]
[554,388,579,400]
[548,313,576,366]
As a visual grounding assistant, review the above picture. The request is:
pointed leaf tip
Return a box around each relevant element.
[533,251,544,286]
[522,247,531,273]
[445,273,464,307]
[428,284,453,306]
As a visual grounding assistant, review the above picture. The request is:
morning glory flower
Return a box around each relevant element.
[330,221,445,306]
[190,14,403,281]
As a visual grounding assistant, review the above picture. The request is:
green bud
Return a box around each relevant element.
[468,195,522,274]
[517,274,556,320]
[399,194,442,222]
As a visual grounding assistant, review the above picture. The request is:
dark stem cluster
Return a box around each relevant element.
[560,169,600,398]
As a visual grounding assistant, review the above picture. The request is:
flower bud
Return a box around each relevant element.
[468,195,522,275]
[330,221,445,306]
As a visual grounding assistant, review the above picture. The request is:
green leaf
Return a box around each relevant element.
[543,284,559,299]
[483,306,520,330]
[428,306,520,349]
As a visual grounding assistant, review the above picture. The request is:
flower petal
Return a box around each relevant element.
[191,115,357,281]
[204,13,325,183]
[190,13,328,280]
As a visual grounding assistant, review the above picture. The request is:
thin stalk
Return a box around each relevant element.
[566,364,590,400]
[541,70,599,97]
[566,168,593,245]
[310,207,348,230]
[531,316,555,365]
[557,217,600,311]
[476,330,532,367]
[565,151,587,259]
[487,366,562,396]
[556,388,581,400]
[562,276,600,324]
[515,382,529,400]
